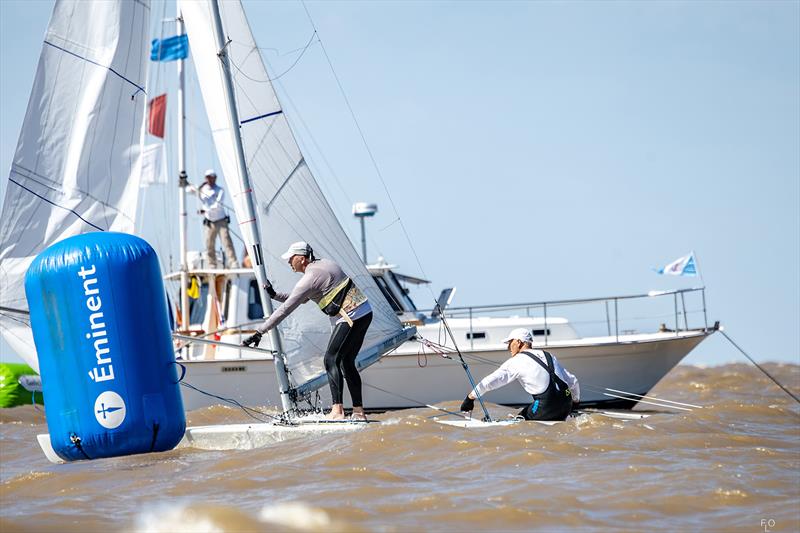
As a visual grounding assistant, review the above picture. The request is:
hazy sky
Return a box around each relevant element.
[1,0,798,367]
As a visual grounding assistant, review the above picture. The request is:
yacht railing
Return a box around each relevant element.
[417,287,709,347]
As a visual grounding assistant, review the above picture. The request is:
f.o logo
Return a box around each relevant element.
[94,391,126,429]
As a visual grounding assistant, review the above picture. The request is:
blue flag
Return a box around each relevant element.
[150,35,188,62]
[656,252,698,276]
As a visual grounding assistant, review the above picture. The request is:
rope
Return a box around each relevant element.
[361,382,468,419]
[228,31,318,83]
[178,381,279,423]
[720,330,800,405]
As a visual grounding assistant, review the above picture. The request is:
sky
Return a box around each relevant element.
[0,0,798,367]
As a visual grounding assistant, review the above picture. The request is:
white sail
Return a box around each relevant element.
[0,0,151,370]
[180,0,412,391]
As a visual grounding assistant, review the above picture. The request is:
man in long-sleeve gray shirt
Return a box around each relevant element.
[242,241,372,420]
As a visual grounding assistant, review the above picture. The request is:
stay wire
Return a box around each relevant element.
[436,304,493,421]
[299,0,434,299]
[720,330,800,405]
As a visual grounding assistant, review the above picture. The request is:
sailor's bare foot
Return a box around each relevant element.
[350,407,367,421]
[326,404,345,420]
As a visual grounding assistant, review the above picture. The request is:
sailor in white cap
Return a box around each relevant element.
[242,241,373,420]
[460,328,580,421]
[191,169,239,269]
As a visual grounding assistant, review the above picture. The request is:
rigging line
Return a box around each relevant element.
[602,387,702,409]
[600,391,691,412]
[436,306,493,421]
[262,158,305,213]
[299,0,434,298]
[0,306,30,316]
[7,177,104,232]
[581,384,699,410]
[231,74,363,263]
[361,382,469,419]
[263,65,353,207]
[379,217,401,232]
[231,39,316,58]
[43,41,146,95]
[227,31,318,84]
[720,330,800,405]
[0,311,31,328]
[178,381,278,423]
[11,165,135,225]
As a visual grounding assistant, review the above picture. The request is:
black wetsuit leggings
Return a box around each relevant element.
[324,312,372,407]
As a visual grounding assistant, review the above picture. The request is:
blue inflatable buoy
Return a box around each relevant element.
[25,232,185,461]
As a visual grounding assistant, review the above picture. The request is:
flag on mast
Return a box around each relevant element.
[147,94,166,138]
[150,35,189,62]
[656,252,698,277]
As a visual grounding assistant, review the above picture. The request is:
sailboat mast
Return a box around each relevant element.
[177,9,189,335]
[207,0,293,413]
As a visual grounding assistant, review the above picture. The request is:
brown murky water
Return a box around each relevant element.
[1,363,799,532]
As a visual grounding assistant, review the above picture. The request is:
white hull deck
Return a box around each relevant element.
[177,329,712,411]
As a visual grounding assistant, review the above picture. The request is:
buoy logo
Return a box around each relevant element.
[94,391,126,429]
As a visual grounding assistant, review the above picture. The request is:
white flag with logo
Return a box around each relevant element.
[656,252,698,276]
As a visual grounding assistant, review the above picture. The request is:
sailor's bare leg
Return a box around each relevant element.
[326,403,345,420]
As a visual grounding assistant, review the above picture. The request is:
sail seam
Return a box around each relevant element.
[261,158,305,214]
[43,41,146,95]
[11,166,136,226]
[7,177,104,231]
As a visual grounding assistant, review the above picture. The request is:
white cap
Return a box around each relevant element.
[204,168,217,177]
[501,328,533,344]
[281,241,311,260]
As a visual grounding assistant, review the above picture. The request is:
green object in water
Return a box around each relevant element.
[0,363,44,407]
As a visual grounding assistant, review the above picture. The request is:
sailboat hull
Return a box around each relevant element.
[177,329,712,411]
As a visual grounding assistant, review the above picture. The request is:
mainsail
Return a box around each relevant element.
[0,0,151,370]
[180,0,413,393]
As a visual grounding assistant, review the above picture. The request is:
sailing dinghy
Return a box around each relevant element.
[0,0,414,461]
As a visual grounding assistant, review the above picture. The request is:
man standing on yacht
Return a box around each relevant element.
[241,241,373,420]
[460,328,580,421]
[191,169,239,269]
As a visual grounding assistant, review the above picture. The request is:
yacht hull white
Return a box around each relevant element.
[177,329,712,411]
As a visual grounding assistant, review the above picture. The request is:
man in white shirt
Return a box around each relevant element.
[460,328,580,421]
[195,169,239,269]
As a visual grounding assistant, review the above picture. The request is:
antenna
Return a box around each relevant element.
[352,202,377,263]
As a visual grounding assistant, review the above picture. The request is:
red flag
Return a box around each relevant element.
[148,94,166,138]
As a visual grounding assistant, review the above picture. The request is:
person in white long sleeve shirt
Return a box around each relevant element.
[192,169,239,269]
[460,328,580,421]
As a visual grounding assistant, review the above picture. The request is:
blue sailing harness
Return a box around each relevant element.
[519,351,573,421]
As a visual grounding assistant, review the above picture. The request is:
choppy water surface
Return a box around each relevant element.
[1,363,799,532]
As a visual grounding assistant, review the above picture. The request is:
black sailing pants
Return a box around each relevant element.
[324,312,372,407]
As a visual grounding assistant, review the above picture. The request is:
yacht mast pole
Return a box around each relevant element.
[177,8,189,337]
[207,0,293,413]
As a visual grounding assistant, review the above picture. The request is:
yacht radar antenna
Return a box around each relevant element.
[353,202,377,263]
